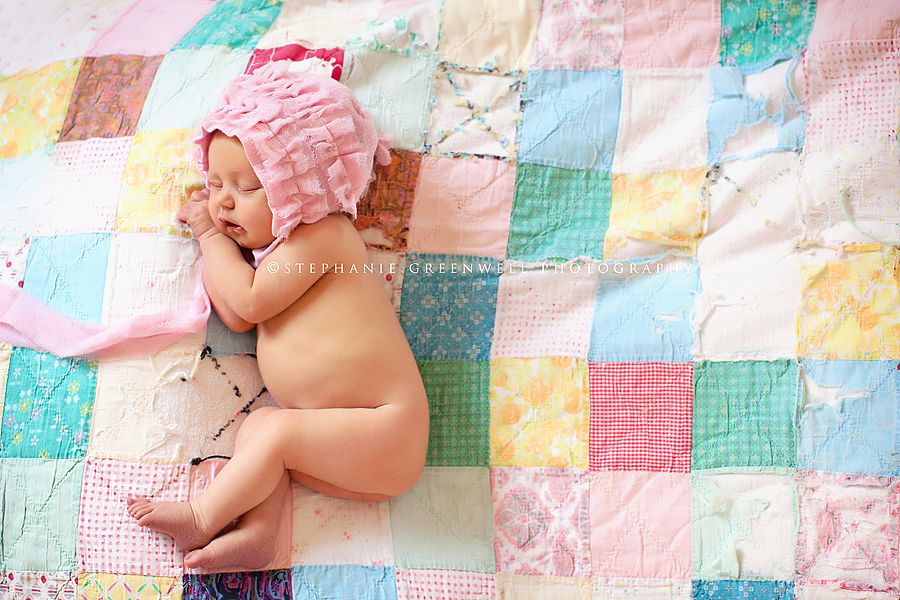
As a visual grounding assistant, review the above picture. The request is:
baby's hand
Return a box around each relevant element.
[177,189,218,242]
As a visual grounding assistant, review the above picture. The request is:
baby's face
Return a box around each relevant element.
[206,132,276,249]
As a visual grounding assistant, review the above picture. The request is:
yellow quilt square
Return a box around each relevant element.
[439,0,540,73]
[78,573,181,600]
[490,356,589,468]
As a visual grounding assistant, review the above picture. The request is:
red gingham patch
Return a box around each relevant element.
[589,362,693,473]
[395,568,497,600]
[77,457,190,576]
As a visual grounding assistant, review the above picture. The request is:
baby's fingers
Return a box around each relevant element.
[190,188,210,203]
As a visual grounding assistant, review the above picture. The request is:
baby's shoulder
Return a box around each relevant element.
[279,214,364,260]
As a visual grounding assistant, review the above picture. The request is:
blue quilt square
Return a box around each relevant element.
[588,257,698,362]
[22,233,110,322]
[693,580,793,600]
[799,360,899,476]
[1,347,98,459]
[292,566,396,600]
[519,69,622,172]
[506,162,612,262]
[400,254,500,361]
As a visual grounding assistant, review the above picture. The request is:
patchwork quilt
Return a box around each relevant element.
[1,0,899,599]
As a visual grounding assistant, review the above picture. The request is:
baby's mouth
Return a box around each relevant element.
[220,217,244,233]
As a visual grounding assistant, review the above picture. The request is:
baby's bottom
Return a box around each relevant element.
[128,399,427,569]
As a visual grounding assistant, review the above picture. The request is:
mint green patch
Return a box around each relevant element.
[692,360,798,469]
[719,0,816,70]
[507,162,612,262]
[418,360,490,467]
[173,0,282,51]
[0,458,84,570]
[389,467,495,572]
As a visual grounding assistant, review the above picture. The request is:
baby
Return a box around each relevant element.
[127,62,429,570]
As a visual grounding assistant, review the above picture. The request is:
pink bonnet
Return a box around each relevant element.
[193,61,392,241]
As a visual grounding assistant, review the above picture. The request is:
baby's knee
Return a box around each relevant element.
[234,406,280,448]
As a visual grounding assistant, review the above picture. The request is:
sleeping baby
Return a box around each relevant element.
[127,62,429,570]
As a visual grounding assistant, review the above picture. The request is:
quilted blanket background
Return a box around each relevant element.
[1,0,899,599]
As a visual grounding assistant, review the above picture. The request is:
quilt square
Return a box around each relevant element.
[291,484,393,566]
[621,0,719,68]
[35,138,131,236]
[612,69,711,173]
[531,0,622,71]
[293,566,396,600]
[490,262,597,359]
[0,238,30,290]
[173,0,282,51]
[692,360,798,470]
[590,471,691,579]
[506,163,612,262]
[247,43,346,80]
[438,0,540,73]
[492,467,591,577]
[408,156,515,260]
[798,360,899,477]
[799,245,900,360]
[0,457,83,571]
[604,169,706,260]
[21,233,110,322]
[719,0,816,69]
[694,154,803,360]
[136,47,252,133]
[186,569,291,600]
[490,357,590,469]
[797,471,899,594]
[808,1,900,43]
[87,0,216,57]
[418,359,490,467]
[0,151,52,241]
[349,2,441,58]
[592,578,691,600]
[399,253,501,361]
[355,148,421,251]
[344,48,436,152]
[692,581,794,600]
[59,55,162,142]
[707,64,806,163]
[204,309,257,356]
[77,457,190,577]
[0,59,80,159]
[588,255,698,362]
[2,571,77,600]
[518,70,621,172]
[116,131,204,235]
[389,467,495,572]
[255,2,382,50]
[495,574,592,600]
[2,347,97,459]
[588,362,693,473]
[89,353,268,462]
[395,569,497,600]
[79,573,181,600]
[425,67,520,158]
[692,469,797,580]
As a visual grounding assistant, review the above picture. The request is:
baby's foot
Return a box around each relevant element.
[184,523,277,571]
[126,497,216,551]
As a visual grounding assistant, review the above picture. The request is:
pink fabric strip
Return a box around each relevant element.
[0,282,209,359]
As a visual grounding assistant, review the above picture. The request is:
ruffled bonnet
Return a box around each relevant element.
[192,61,392,241]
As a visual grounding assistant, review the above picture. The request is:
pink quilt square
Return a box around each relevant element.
[395,569,497,600]
[87,0,217,57]
[808,0,900,44]
[408,156,515,260]
[797,470,899,593]
[77,457,190,577]
[531,0,623,71]
[490,261,598,359]
[491,467,591,578]
[621,0,720,68]
[589,362,693,473]
[590,470,691,578]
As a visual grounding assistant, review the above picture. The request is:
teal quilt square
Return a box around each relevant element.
[344,49,437,151]
[399,254,500,361]
[22,233,110,322]
[507,163,612,262]
[519,69,622,171]
[173,0,282,51]
[693,360,798,469]
[418,359,490,467]
[719,0,816,70]
[0,458,84,571]
[292,566,397,600]
[2,347,97,459]
[389,467,495,572]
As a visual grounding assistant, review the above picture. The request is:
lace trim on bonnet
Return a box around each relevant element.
[192,61,393,242]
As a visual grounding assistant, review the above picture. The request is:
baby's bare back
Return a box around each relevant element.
[255,218,424,413]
